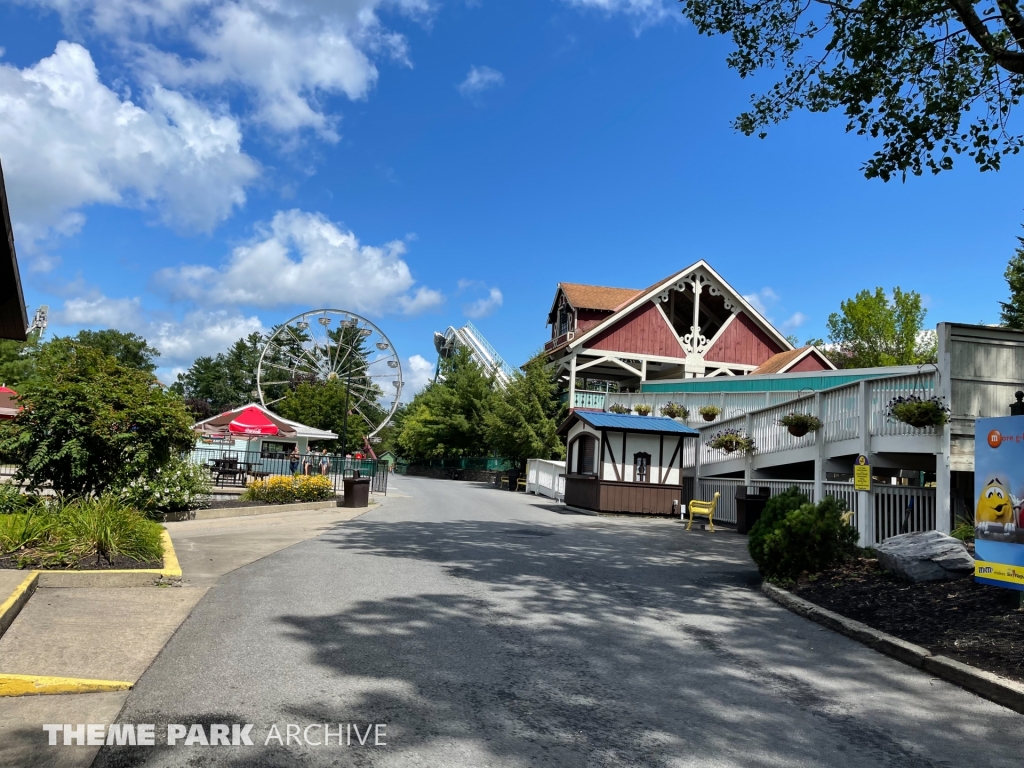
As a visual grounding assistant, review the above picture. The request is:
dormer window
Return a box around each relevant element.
[556,300,573,337]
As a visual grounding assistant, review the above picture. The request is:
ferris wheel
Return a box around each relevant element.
[256,309,402,438]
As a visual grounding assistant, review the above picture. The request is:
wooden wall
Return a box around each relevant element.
[705,312,784,367]
[565,475,694,516]
[788,351,832,373]
[587,302,685,357]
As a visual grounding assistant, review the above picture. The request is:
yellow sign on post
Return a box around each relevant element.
[853,454,871,491]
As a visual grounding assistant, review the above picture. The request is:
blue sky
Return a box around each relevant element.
[1,0,1022,394]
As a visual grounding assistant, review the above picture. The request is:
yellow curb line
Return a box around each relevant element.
[0,673,133,697]
[0,571,39,638]
[29,528,182,586]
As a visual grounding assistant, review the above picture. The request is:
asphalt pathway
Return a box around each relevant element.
[96,476,1024,767]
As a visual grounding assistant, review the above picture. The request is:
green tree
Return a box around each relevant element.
[681,0,1024,183]
[1,339,195,497]
[826,287,936,367]
[172,333,265,414]
[486,354,566,472]
[72,330,159,374]
[399,347,496,459]
[275,381,351,453]
[0,331,42,390]
[1000,230,1024,328]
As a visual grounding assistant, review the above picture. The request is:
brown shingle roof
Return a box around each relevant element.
[560,283,641,312]
[751,347,825,375]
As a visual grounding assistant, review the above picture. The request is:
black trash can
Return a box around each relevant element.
[507,469,521,492]
[735,485,771,534]
[342,475,371,508]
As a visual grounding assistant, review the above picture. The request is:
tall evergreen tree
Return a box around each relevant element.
[1000,232,1024,329]
[486,354,565,472]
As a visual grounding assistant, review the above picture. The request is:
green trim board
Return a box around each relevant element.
[640,367,921,395]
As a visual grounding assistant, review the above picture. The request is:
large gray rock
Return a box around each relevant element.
[875,530,975,582]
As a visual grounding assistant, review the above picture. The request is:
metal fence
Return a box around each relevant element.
[188,447,388,495]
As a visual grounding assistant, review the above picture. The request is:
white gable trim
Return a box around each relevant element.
[567,260,793,354]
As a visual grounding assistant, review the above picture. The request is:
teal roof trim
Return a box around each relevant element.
[640,371,897,394]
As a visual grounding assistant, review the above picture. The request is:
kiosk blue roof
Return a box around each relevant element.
[559,411,700,435]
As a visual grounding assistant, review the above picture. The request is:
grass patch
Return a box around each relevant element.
[0,495,164,569]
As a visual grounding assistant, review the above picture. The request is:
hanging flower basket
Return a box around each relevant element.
[777,412,822,438]
[660,402,689,420]
[708,429,755,455]
[634,403,652,416]
[608,403,631,414]
[699,405,722,422]
[887,395,950,428]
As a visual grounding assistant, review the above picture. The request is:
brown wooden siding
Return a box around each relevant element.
[705,312,784,367]
[587,301,685,357]
[576,308,612,334]
[789,351,832,373]
[565,476,694,516]
[564,475,601,510]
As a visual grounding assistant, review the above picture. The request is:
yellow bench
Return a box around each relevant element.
[516,476,527,492]
[686,492,720,531]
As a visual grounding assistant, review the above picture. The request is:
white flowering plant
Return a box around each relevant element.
[114,457,212,517]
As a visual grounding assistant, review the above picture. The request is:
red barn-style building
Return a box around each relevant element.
[544,261,833,406]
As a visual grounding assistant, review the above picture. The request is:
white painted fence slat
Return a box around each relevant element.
[526,459,565,500]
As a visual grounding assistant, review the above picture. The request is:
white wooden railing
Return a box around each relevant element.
[526,459,566,500]
[694,478,935,546]
[685,371,940,470]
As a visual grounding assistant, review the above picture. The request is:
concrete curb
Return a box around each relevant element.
[0,572,38,639]
[0,673,133,697]
[761,581,1024,714]
[165,499,341,522]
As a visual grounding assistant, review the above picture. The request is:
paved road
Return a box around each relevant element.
[96,476,1024,767]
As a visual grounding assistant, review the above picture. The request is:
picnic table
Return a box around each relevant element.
[207,458,266,487]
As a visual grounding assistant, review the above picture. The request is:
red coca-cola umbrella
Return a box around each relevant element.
[0,385,19,420]
[228,406,280,436]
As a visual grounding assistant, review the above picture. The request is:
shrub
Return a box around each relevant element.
[295,475,334,501]
[750,494,859,580]
[242,474,336,504]
[748,486,808,567]
[660,402,689,419]
[0,483,30,515]
[114,457,212,517]
[0,495,164,569]
[608,403,631,414]
[950,516,975,542]
[634,403,652,416]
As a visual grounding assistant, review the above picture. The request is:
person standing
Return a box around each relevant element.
[289,445,300,475]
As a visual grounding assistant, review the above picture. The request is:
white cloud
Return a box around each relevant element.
[148,309,265,364]
[561,0,677,26]
[27,0,433,137]
[56,295,142,328]
[0,42,258,252]
[402,353,434,400]
[458,65,504,97]
[463,287,503,319]
[780,312,808,333]
[156,209,443,315]
[741,287,779,316]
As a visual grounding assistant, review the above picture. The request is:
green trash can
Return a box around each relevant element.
[342,475,371,508]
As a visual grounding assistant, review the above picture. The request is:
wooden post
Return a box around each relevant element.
[744,412,753,485]
[813,392,824,504]
[936,422,952,534]
[856,380,874,547]
[568,354,577,411]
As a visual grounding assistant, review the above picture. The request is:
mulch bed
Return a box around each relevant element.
[789,556,1024,683]
[204,497,339,510]
[0,553,163,570]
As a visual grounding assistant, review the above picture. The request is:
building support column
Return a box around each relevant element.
[856,380,874,547]
[743,412,753,485]
[813,392,824,504]
[568,354,577,411]
[936,423,952,534]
